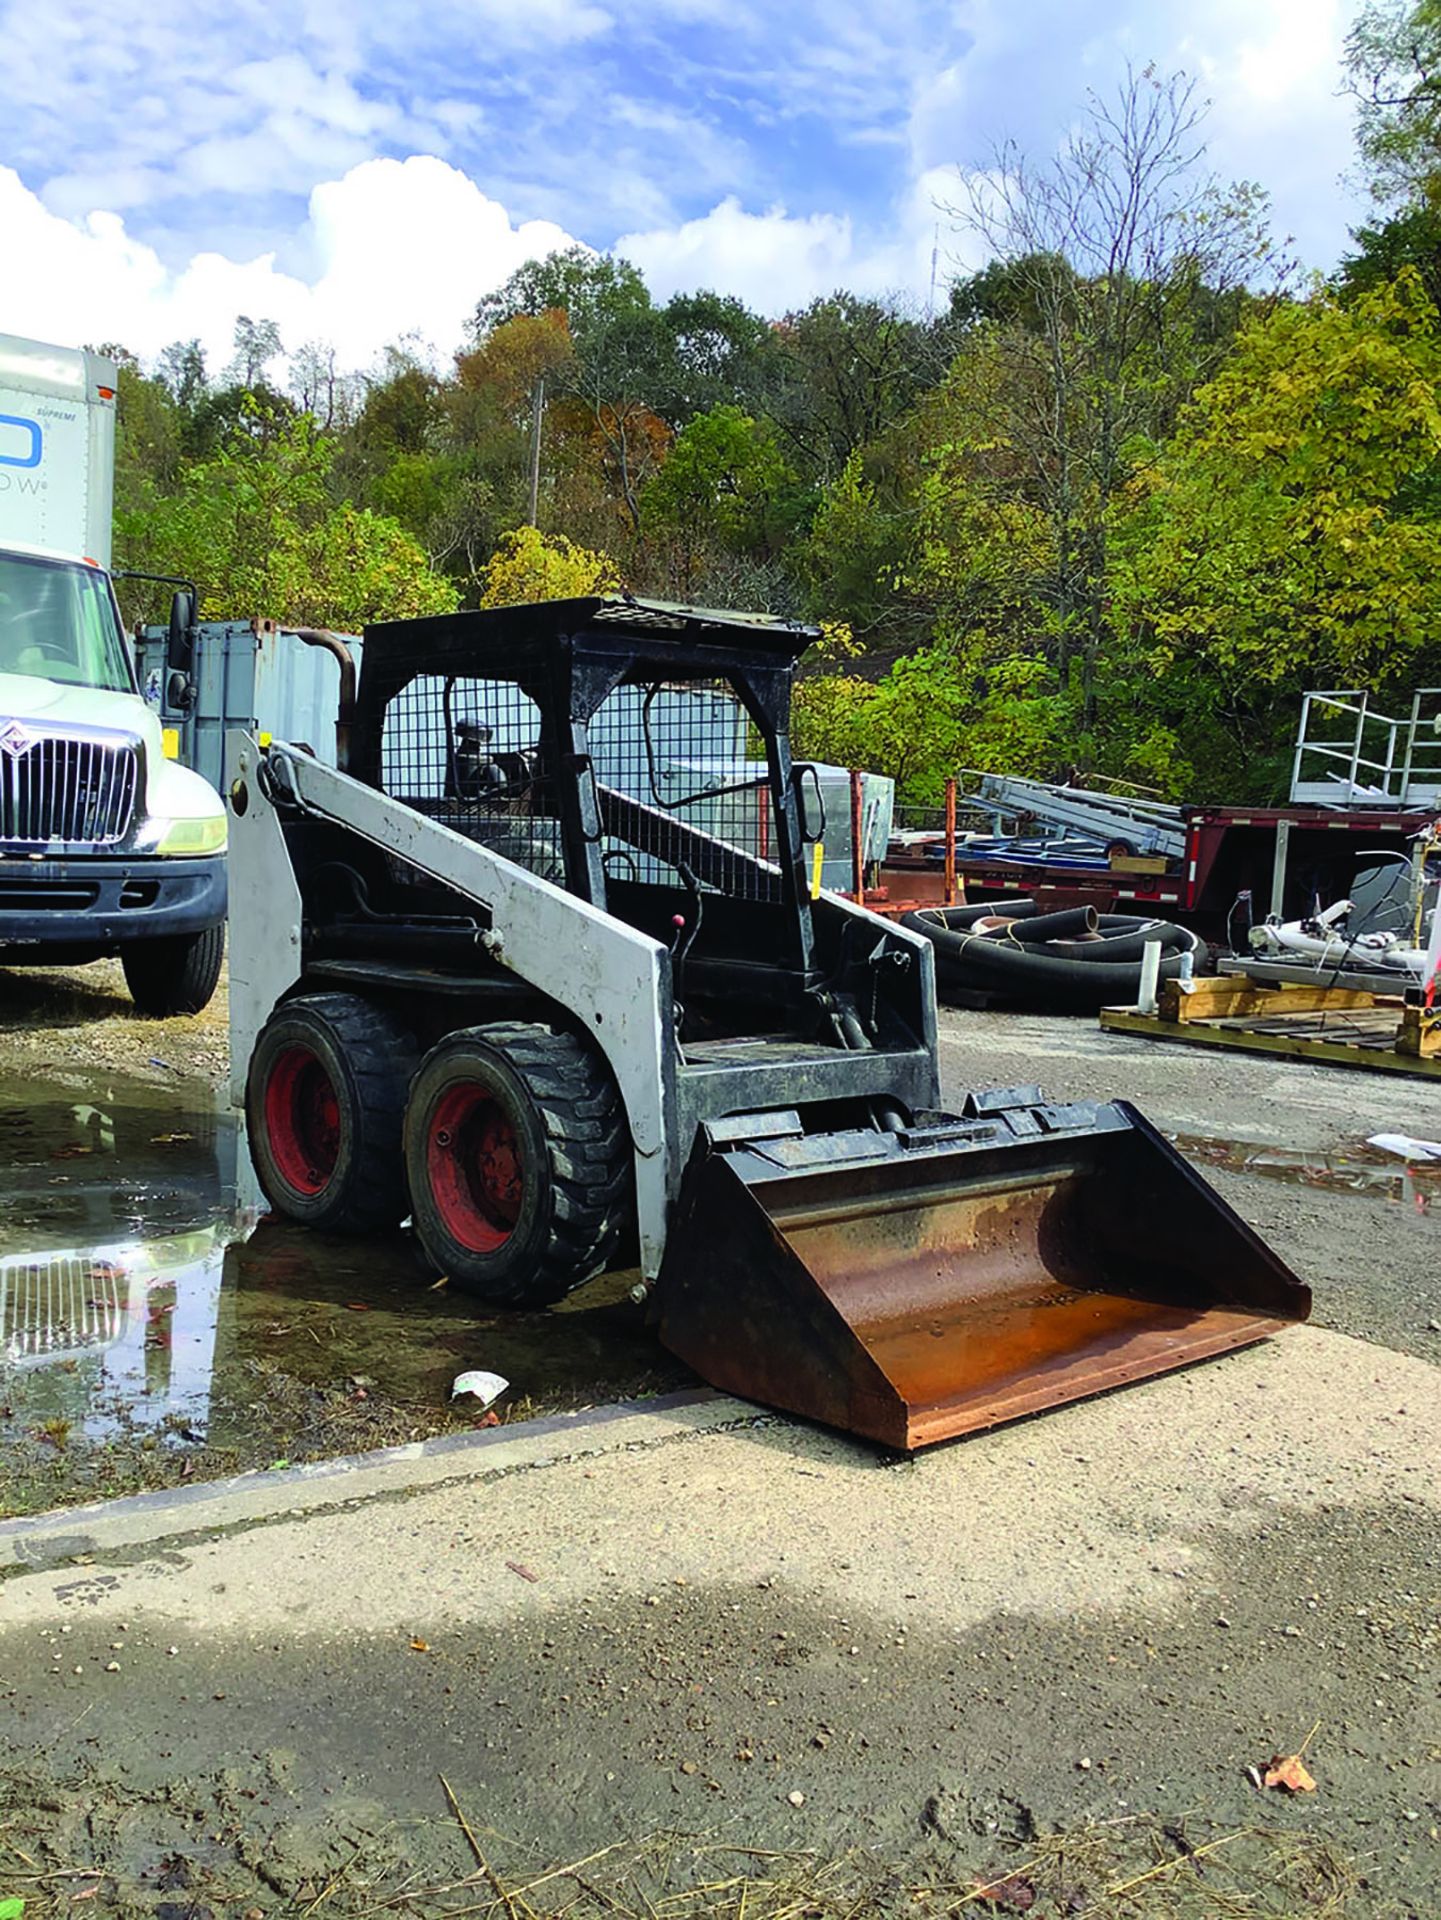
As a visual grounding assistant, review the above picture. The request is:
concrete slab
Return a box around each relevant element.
[2,1324,1437,1915]
[3,1326,1434,1637]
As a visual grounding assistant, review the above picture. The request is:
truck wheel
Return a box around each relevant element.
[405,1023,630,1306]
[247,993,417,1231]
[121,924,225,1016]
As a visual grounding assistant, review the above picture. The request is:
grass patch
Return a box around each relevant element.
[0,1778,1408,1920]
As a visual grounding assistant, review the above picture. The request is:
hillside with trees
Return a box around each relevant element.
[107,26,1441,805]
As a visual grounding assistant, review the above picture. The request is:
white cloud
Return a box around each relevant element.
[0,156,577,373]
[617,198,858,311]
[615,168,981,313]
[908,0,1362,274]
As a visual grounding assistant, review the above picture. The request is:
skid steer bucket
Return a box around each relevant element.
[657,1089,1310,1450]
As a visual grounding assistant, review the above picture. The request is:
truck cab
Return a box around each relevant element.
[0,334,227,1014]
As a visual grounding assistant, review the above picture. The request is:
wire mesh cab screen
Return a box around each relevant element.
[380,673,564,882]
[590,678,780,902]
[378,669,781,901]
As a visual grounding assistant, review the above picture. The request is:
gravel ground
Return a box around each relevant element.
[0,1340,1437,1917]
[1,962,1438,1916]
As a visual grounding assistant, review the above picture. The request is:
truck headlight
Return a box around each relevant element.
[137,815,229,857]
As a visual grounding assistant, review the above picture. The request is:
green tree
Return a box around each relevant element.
[1338,202,1441,310]
[476,248,651,341]
[117,413,455,629]
[156,338,208,409]
[1345,0,1441,206]
[764,293,938,481]
[943,66,1283,737]
[112,361,184,525]
[1113,273,1441,798]
[229,315,284,388]
[642,406,805,596]
[658,290,776,422]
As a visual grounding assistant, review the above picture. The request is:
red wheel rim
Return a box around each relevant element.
[427,1081,523,1253]
[263,1044,341,1196]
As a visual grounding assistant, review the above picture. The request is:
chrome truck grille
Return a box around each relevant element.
[0,722,140,848]
[0,1252,126,1363]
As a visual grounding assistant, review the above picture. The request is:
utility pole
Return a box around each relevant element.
[528,377,545,527]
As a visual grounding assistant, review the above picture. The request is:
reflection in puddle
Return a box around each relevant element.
[1170,1131,1439,1212]
[1,1227,230,1442]
[0,1068,684,1508]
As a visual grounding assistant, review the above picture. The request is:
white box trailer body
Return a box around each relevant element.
[0,333,116,567]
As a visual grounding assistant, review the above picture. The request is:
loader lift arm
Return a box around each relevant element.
[229,596,1310,1451]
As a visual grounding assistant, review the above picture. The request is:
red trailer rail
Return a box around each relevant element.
[872,798,1435,940]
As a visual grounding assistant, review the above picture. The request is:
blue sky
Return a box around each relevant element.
[0,0,1365,372]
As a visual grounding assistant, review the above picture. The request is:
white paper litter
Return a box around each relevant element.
[451,1369,510,1406]
[1367,1133,1441,1162]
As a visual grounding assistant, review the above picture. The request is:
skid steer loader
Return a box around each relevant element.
[226,598,1309,1450]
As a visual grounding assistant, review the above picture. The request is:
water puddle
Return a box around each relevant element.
[0,1067,685,1518]
[1170,1130,1439,1212]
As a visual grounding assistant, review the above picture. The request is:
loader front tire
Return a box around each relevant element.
[405,1023,630,1306]
[247,993,417,1232]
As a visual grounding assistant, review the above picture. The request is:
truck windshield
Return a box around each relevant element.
[0,551,134,693]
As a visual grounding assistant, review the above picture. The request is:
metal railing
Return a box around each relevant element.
[1290,690,1441,809]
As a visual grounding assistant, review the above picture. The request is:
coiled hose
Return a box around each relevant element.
[901,898,1200,1012]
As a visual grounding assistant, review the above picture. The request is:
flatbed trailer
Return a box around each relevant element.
[878,801,1433,941]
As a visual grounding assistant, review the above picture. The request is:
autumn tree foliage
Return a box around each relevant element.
[108,53,1441,804]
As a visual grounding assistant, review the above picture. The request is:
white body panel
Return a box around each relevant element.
[0,669,224,829]
[0,334,117,567]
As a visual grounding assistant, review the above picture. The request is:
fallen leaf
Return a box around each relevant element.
[1263,1753,1316,1793]
[410,1637,430,1653]
[972,1872,1036,1912]
[505,1560,539,1583]
[0,1895,25,1919]
[344,1302,371,1311]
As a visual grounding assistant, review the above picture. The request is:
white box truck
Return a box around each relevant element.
[0,331,227,1014]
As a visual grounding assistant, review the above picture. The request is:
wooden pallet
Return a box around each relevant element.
[1099,973,1441,1079]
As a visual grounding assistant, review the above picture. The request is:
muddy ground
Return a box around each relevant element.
[2,956,1436,1520]
[1,1344,1438,1919]
[0,957,1438,1916]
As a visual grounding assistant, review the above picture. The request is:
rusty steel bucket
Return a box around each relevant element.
[656,1090,1310,1450]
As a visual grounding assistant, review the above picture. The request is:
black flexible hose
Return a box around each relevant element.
[903,905,1199,1011]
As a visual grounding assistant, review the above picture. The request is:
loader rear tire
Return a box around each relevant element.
[405,1023,630,1307]
[247,993,417,1232]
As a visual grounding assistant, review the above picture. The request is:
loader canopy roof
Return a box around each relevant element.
[362,596,820,677]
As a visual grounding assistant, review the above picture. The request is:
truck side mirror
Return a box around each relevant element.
[167,588,197,675]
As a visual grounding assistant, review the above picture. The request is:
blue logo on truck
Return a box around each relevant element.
[0,414,42,468]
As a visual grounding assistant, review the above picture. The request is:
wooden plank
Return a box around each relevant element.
[1161,976,1380,1023]
[1099,1006,1441,1080]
